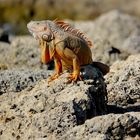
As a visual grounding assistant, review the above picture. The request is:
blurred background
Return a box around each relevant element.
[1,0,140,71]
[1,0,140,34]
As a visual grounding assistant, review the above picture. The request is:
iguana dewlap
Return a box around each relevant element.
[27,20,109,82]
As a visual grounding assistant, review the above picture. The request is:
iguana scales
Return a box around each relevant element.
[27,20,109,82]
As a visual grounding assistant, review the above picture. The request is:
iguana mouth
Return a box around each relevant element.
[27,24,40,40]
[28,28,33,35]
[27,28,37,39]
[27,22,39,33]
[27,27,37,35]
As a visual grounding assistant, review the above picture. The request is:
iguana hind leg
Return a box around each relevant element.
[67,57,82,82]
[63,48,82,82]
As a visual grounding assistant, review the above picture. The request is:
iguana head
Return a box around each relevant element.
[27,20,54,42]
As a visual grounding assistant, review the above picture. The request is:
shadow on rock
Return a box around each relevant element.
[107,104,140,114]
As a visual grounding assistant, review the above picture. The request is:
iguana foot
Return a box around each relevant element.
[48,73,61,83]
[67,72,82,83]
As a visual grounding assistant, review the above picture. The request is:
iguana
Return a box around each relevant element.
[27,20,109,82]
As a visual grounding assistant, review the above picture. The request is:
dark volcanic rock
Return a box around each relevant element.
[0,27,11,43]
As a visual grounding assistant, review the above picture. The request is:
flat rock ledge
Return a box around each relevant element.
[0,66,107,140]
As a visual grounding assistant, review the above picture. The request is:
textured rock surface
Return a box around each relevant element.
[74,10,140,65]
[62,113,140,140]
[122,35,140,54]
[105,55,140,109]
[0,69,51,94]
[0,10,140,140]
[91,10,140,50]
[0,66,107,140]
[0,36,39,69]
[0,42,10,70]
[10,36,45,69]
[0,36,54,70]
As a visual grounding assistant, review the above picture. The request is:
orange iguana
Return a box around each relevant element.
[27,20,109,82]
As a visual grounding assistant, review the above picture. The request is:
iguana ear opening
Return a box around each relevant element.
[42,33,54,42]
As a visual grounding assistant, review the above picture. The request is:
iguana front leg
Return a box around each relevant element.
[48,56,62,82]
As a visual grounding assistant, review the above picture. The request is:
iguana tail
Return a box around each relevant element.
[92,62,110,75]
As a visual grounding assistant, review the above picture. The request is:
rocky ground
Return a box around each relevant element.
[0,10,140,140]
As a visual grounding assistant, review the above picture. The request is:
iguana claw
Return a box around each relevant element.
[67,72,82,83]
[48,73,60,83]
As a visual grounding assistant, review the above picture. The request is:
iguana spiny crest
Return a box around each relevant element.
[27,20,93,48]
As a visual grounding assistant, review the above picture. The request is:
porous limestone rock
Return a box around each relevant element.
[0,65,107,140]
[62,113,140,140]
[0,69,50,94]
[105,54,140,109]
[74,10,140,65]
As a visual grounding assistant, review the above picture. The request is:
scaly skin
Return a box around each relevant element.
[27,20,109,82]
[39,39,51,64]
[39,37,91,82]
